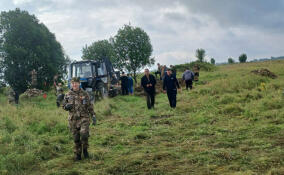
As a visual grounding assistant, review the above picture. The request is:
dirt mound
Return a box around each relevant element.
[23,88,43,98]
[251,68,277,79]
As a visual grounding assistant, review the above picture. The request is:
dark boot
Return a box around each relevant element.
[74,153,81,161]
[83,149,89,158]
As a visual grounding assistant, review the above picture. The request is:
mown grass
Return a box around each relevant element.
[0,60,284,174]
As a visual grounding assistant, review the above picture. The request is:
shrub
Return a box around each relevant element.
[173,61,216,72]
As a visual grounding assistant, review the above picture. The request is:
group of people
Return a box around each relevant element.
[154,63,176,80]
[119,72,134,95]
[60,65,198,161]
[142,68,181,109]
[142,63,196,109]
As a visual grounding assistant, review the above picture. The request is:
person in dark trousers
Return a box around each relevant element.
[161,65,168,80]
[155,63,162,80]
[127,74,134,95]
[141,69,156,109]
[193,64,200,81]
[163,69,181,108]
[120,72,129,95]
[182,68,195,90]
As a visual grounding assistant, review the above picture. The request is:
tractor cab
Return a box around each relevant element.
[68,59,118,102]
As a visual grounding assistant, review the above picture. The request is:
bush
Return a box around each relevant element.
[173,61,216,72]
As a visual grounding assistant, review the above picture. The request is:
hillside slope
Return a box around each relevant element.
[0,60,284,174]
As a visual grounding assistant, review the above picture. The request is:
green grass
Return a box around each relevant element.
[1,60,284,174]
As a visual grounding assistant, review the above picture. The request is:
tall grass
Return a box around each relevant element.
[0,60,284,174]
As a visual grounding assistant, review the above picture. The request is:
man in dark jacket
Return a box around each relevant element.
[141,69,156,109]
[120,72,129,95]
[163,69,181,108]
[170,65,177,77]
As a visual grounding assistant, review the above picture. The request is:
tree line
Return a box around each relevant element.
[0,8,249,100]
[0,9,154,98]
[195,48,248,65]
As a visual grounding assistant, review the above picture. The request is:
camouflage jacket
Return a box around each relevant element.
[56,86,64,96]
[62,89,95,120]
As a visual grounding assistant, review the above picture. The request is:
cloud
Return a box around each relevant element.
[1,0,283,66]
[179,0,284,32]
[156,51,195,66]
[12,0,33,5]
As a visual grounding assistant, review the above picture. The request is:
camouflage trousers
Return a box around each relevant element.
[68,117,90,155]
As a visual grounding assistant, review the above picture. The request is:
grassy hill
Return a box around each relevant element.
[0,60,284,175]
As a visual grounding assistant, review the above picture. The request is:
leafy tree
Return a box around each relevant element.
[82,39,117,67]
[0,9,68,100]
[228,57,235,64]
[195,48,206,62]
[210,58,215,65]
[114,24,154,82]
[239,53,247,63]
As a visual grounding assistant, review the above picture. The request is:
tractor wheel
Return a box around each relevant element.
[87,91,95,104]
[97,82,108,99]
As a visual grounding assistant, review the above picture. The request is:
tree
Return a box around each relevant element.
[228,57,235,64]
[82,39,116,66]
[114,24,154,82]
[0,9,68,100]
[210,58,215,65]
[239,53,247,63]
[195,48,206,62]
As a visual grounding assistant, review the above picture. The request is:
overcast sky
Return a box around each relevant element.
[1,0,284,66]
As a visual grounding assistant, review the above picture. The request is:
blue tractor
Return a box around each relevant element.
[67,58,119,102]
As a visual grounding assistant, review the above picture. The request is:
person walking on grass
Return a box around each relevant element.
[163,69,181,108]
[141,68,156,109]
[155,63,162,80]
[182,68,195,90]
[161,65,168,80]
[127,74,134,95]
[62,77,96,161]
[120,72,129,95]
[56,82,65,107]
[193,64,200,81]
[170,65,177,77]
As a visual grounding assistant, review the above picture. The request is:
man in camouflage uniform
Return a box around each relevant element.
[8,88,19,104]
[56,83,64,107]
[193,64,200,82]
[63,77,96,161]
[8,88,16,104]
[30,69,37,88]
